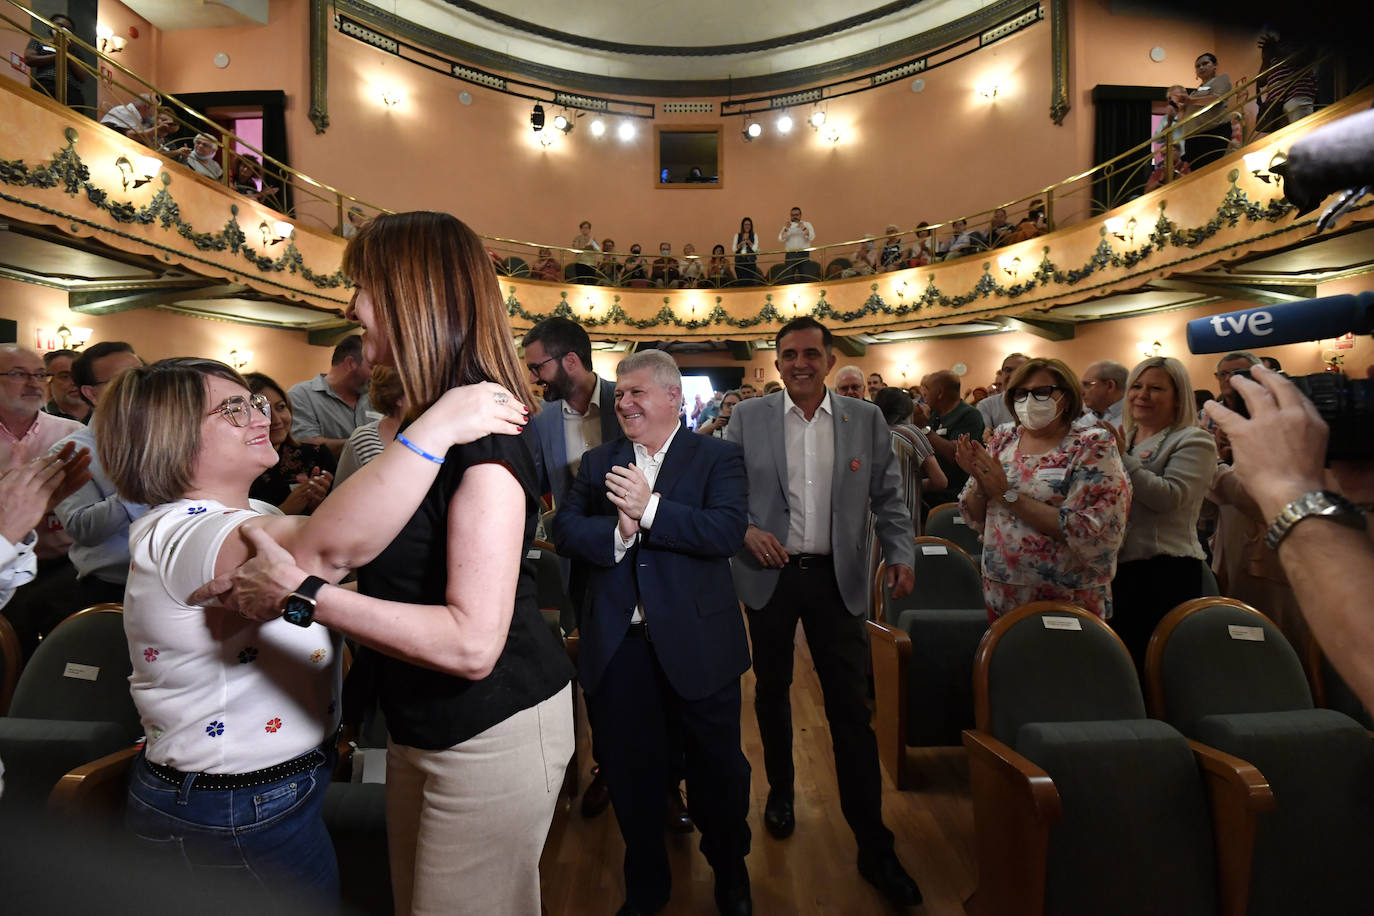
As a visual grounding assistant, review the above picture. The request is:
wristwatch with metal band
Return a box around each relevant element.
[282,575,327,627]
[1264,490,1367,551]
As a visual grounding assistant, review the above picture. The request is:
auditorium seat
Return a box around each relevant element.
[925,502,983,562]
[964,601,1263,916]
[0,613,21,715]
[1146,597,1374,916]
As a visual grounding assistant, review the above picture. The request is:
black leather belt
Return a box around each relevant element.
[626,621,650,640]
[787,553,832,570]
[144,742,329,791]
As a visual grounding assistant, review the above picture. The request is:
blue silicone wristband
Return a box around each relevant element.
[396,433,444,465]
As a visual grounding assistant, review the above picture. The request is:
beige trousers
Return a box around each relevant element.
[385,682,574,916]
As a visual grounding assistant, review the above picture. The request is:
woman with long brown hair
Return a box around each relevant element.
[203,211,576,915]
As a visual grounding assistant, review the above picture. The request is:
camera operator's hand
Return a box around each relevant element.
[1202,365,1328,521]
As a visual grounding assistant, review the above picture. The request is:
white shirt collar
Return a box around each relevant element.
[632,422,681,465]
[781,388,833,421]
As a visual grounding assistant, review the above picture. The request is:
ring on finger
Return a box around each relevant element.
[493,392,510,405]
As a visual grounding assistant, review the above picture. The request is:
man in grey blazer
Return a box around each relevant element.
[726,316,922,907]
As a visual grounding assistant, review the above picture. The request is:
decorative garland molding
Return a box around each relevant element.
[309,0,331,134]
[1049,0,1070,125]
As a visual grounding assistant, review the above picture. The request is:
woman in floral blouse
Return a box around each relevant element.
[956,357,1130,620]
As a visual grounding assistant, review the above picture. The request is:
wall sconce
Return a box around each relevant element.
[380,87,402,108]
[895,280,908,300]
[114,154,161,190]
[1243,150,1283,183]
[1138,340,1163,358]
[96,25,126,54]
[56,324,94,350]
[228,349,253,371]
[997,254,1021,278]
[976,82,1000,101]
[1104,215,1138,243]
[822,124,842,144]
[258,220,293,246]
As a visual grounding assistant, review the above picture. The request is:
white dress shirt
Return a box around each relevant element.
[782,389,835,555]
[613,424,681,622]
[778,220,816,251]
[0,530,38,611]
[563,377,605,480]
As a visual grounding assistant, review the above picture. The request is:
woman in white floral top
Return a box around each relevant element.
[956,357,1131,620]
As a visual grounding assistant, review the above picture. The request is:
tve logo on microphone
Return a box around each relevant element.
[1206,311,1274,339]
[1186,294,1374,354]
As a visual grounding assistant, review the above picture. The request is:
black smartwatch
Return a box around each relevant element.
[282,575,327,628]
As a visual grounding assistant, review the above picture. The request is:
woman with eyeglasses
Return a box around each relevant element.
[97,356,526,903]
[243,372,336,515]
[191,212,577,915]
[955,357,1130,621]
[1103,355,1218,668]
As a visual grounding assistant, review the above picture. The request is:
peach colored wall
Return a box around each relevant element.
[674,286,1374,398]
[1,275,333,383]
[130,0,1263,249]
[96,0,157,114]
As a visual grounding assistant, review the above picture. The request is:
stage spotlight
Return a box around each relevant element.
[742,120,762,141]
[589,118,606,137]
[809,109,826,129]
[617,120,636,141]
[553,113,574,134]
[530,104,545,131]
[776,114,793,134]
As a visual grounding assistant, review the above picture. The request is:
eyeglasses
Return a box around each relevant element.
[1214,368,1250,379]
[2,369,52,383]
[208,393,270,427]
[527,354,560,375]
[1011,385,1064,402]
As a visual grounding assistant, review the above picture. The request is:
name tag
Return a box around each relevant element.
[1227,625,1264,642]
[364,410,384,422]
[63,663,100,681]
[920,544,948,556]
[526,549,542,559]
[1035,468,1067,484]
[936,428,949,437]
[1042,616,1082,631]
[952,515,966,525]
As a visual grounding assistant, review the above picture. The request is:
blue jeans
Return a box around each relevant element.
[126,747,339,903]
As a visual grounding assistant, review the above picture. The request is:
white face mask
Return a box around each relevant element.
[1015,396,1060,431]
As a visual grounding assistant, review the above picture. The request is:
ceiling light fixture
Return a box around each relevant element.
[776,114,793,134]
[530,104,545,131]
[742,120,762,142]
[809,109,826,129]
[617,120,636,142]
[589,118,606,137]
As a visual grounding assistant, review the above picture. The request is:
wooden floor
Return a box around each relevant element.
[539,622,978,914]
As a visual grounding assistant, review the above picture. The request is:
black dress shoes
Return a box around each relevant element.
[581,765,611,818]
[665,786,695,833]
[713,871,752,916]
[857,849,924,908]
[762,790,795,839]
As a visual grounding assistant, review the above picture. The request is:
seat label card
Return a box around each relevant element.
[1042,616,1082,631]
[920,545,949,555]
[63,663,100,681]
[1227,625,1265,641]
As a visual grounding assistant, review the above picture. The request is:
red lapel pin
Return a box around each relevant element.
[850,458,862,472]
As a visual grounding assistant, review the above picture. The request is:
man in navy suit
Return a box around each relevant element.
[554,349,753,916]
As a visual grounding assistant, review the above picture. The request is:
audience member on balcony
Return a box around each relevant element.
[597,238,622,285]
[533,247,561,283]
[696,389,741,438]
[335,366,406,488]
[707,243,735,286]
[244,372,336,516]
[939,219,984,260]
[43,349,90,423]
[777,206,815,271]
[907,222,936,267]
[25,14,87,111]
[977,352,1029,432]
[571,220,601,284]
[834,365,867,399]
[956,358,1130,620]
[1145,143,1192,193]
[679,242,706,287]
[1001,200,1048,245]
[841,237,879,277]
[231,154,276,205]
[1255,34,1318,133]
[341,205,367,239]
[286,334,374,458]
[622,244,649,282]
[919,369,986,509]
[168,133,224,181]
[732,216,761,283]
[880,225,905,271]
[1105,356,1218,668]
[986,208,1016,248]
[651,242,681,288]
[100,92,175,147]
[1180,52,1234,169]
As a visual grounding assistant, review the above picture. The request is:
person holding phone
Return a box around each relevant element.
[697,390,741,437]
[777,206,815,276]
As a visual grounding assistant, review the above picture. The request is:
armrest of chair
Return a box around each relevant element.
[1188,739,1275,916]
[962,728,1061,916]
[563,630,579,665]
[867,619,913,789]
[47,743,139,820]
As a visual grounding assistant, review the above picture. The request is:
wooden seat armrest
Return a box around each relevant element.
[963,729,1063,823]
[564,631,579,665]
[48,744,140,819]
[867,620,913,789]
[1188,739,1274,916]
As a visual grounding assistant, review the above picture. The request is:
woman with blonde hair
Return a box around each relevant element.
[204,211,576,915]
[1105,355,1218,666]
[101,356,525,903]
[956,358,1130,620]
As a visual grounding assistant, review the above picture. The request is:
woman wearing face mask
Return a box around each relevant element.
[955,358,1130,621]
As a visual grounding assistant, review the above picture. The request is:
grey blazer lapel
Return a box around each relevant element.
[831,401,855,519]
[768,397,789,503]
